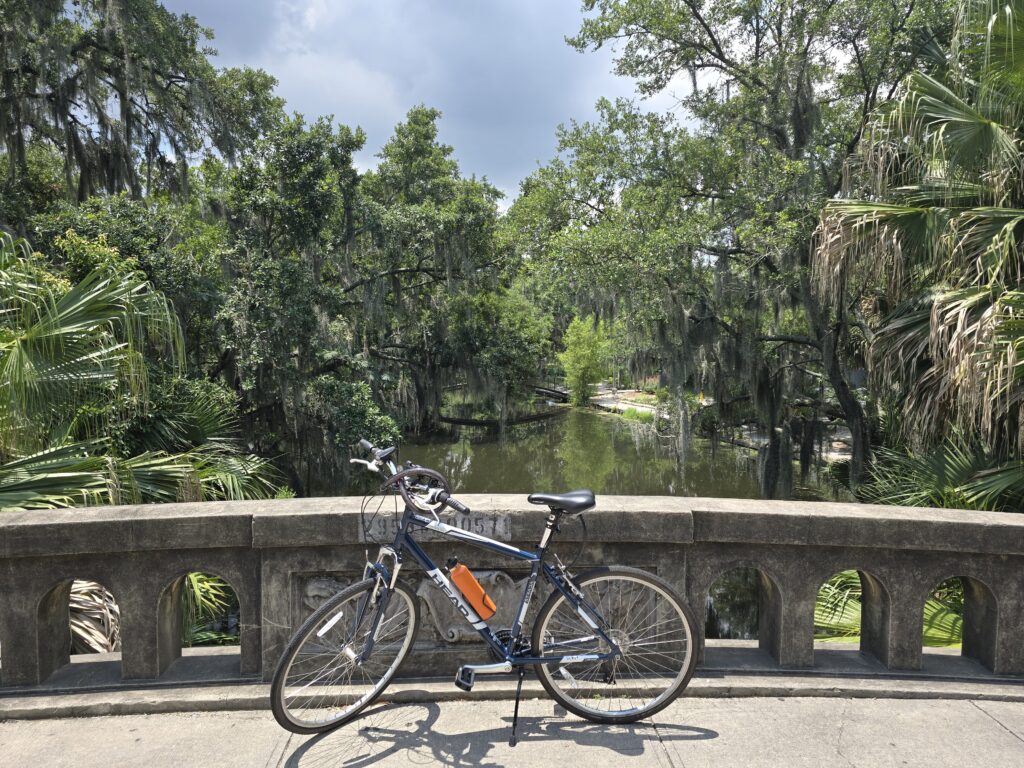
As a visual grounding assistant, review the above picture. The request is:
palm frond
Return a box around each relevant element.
[0,233,183,454]
[69,579,121,654]
[182,572,237,647]
[884,71,1021,189]
[0,441,111,510]
[861,440,992,508]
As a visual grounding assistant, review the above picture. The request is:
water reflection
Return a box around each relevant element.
[705,568,761,640]
[400,409,763,498]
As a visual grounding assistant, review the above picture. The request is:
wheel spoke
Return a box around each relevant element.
[273,581,416,732]
[536,572,694,721]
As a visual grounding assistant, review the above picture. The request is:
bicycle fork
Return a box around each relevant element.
[346,553,401,663]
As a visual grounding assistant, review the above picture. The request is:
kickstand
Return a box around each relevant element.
[509,667,526,747]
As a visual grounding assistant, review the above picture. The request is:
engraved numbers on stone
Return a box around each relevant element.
[358,512,512,543]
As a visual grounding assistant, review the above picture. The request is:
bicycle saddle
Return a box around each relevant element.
[527,489,595,514]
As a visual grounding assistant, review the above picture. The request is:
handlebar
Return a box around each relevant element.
[436,490,470,515]
[353,438,471,515]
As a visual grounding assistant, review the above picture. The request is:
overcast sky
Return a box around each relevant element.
[162,0,677,202]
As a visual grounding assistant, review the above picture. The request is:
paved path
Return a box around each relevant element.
[2,696,1023,767]
[590,388,660,416]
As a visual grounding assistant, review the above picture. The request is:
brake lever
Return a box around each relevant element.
[349,458,380,473]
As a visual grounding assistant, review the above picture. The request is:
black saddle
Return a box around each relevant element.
[527,489,595,514]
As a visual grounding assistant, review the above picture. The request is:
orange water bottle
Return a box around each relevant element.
[448,559,497,620]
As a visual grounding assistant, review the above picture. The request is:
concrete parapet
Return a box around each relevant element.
[1,495,1022,688]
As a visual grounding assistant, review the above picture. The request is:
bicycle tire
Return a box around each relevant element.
[532,565,699,724]
[271,577,419,734]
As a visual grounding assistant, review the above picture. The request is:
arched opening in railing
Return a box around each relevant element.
[35,578,123,685]
[814,569,890,670]
[157,571,242,679]
[921,575,996,673]
[703,566,782,666]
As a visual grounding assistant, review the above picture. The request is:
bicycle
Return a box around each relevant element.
[270,439,700,744]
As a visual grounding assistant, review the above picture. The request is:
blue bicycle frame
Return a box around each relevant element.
[361,502,622,668]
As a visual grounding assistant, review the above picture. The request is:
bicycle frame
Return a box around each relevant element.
[359,502,622,668]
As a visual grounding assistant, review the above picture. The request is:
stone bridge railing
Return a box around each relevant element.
[1,496,1023,688]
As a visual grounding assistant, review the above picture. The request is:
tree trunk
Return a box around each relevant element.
[800,272,871,488]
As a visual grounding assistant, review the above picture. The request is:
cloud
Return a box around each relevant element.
[162,0,658,196]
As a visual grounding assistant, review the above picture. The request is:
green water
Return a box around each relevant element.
[400,408,763,498]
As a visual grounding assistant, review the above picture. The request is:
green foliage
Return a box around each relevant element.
[0,145,65,228]
[0,232,181,458]
[306,377,400,450]
[860,439,1024,512]
[620,407,654,424]
[181,572,237,647]
[814,0,1024,508]
[446,290,552,411]
[31,195,228,358]
[50,231,134,283]
[364,105,458,205]
[815,570,962,646]
[512,0,956,491]
[0,0,287,205]
[559,316,611,405]
[351,106,508,432]
[207,68,286,163]
[0,233,279,510]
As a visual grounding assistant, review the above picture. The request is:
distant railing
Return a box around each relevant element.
[1,496,1023,688]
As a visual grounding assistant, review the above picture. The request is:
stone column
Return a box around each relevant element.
[993,577,1024,675]
[962,576,998,671]
[0,579,71,686]
[859,570,891,665]
[881,583,923,670]
[120,581,180,679]
[773,577,815,668]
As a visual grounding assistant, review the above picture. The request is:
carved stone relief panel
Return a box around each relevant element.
[295,569,543,646]
[416,569,539,642]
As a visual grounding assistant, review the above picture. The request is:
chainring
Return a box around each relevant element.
[488,629,533,661]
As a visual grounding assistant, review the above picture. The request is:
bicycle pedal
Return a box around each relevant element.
[454,666,475,692]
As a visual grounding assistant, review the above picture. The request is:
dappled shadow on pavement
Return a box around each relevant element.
[283,698,717,767]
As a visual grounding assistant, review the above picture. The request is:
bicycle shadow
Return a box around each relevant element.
[282,697,718,767]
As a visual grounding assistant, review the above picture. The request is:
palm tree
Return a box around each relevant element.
[0,232,278,508]
[1,232,280,650]
[814,0,1024,506]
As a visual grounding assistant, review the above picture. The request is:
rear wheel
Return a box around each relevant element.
[532,566,698,723]
[271,577,419,734]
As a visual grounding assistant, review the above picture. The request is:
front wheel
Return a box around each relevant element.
[532,565,699,724]
[271,577,419,734]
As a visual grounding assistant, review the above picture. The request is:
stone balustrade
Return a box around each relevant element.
[1,495,1023,689]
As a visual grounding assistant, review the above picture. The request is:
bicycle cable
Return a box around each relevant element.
[563,513,588,571]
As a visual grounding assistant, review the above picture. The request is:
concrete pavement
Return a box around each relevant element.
[2,696,1023,767]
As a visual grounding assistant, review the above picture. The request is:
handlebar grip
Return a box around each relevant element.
[438,491,470,515]
[358,438,374,453]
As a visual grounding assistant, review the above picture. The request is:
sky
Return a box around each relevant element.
[161,0,678,202]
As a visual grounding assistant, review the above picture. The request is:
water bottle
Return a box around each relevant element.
[448,559,497,619]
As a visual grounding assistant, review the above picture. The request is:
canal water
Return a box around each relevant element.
[400,408,764,497]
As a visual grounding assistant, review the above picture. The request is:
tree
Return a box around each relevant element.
[353,106,508,430]
[559,316,611,405]
[215,114,400,493]
[0,233,277,510]
[511,0,953,493]
[445,290,552,421]
[29,194,228,361]
[814,0,1024,507]
[0,1,280,212]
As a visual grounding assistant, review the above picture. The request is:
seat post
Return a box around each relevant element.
[537,509,561,551]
